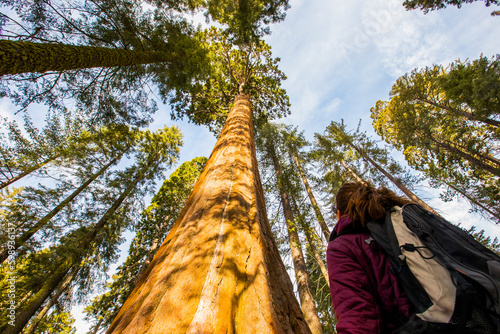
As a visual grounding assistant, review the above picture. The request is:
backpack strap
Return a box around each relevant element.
[366,209,433,313]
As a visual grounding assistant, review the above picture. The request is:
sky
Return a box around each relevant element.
[1,0,500,332]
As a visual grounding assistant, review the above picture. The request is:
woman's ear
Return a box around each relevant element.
[336,210,341,221]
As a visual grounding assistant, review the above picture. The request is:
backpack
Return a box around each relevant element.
[349,204,500,333]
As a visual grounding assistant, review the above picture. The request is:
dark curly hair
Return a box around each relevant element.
[336,181,411,226]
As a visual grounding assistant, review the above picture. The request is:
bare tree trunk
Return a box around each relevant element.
[106,95,311,333]
[340,160,364,183]
[3,154,151,334]
[291,199,329,288]
[0,155,121,263]
[292,154,330,243]
[349,143,439,216]
[23,270,77,334]
[270,146,323,334]
[0,155,59,190]
[418,98,500,128]
[91,318,104,334]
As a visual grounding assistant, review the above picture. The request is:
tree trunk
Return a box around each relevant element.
[292,154,330,243]
[340,160,364,183]
[1,265,71,334]
[0,40,178,76]
[0,155,121,263]
[428,136,500,177]
[269,145,323,334]
[23,270,77,334]
[349,143,439,215]
[91,318,105,334]
[0,155,59,190]
[418,98,500,128]
[444,183,500,222]
[130,216,170,288]
[3,155,150,333]
[106,95,311,333]
[291,199,329,288]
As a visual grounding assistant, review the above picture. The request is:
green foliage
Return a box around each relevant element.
[203,0,290,43]
[465,226,500,256]
[0,0,209,127]
[0,125,182,333]
[371,58,500,221]
[402,0,499,15]
[168,27,290,133]
[313,121,419,200]
[32,308,76,334]
[438,55,500,123]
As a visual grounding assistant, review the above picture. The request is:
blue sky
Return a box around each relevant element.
[2,0,500,331]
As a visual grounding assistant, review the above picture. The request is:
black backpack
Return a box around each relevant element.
[334,203,500,334]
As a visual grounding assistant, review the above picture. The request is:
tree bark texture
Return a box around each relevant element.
[350,143,439,216]
[0,155,121,263]
[292,155,330,243]
[0,40,176,76]
[106,95,311,334]
[270,146,323,334]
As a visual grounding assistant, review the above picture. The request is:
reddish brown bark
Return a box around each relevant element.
[107,95,311,333]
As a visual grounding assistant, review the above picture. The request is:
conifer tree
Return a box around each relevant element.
[315,121,435,212]
[0,123,138,263]
[402,0,499,15]
[279,127,331,243]
[258,123,323,334]
[107,28,310,332]
[0,0,208,126]
[372,61,500,221]
[0,126,182,334]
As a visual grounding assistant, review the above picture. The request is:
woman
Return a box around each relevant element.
[327,181,413,333]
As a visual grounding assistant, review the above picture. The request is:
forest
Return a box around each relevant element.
[0,0,499,333]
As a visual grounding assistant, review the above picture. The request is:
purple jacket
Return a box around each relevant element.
[327,216,412,334]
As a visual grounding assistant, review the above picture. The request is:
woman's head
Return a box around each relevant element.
[335,181,410,226]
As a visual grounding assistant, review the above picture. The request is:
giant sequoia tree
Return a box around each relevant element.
[106,28,310,333]
[84,157,207,334]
